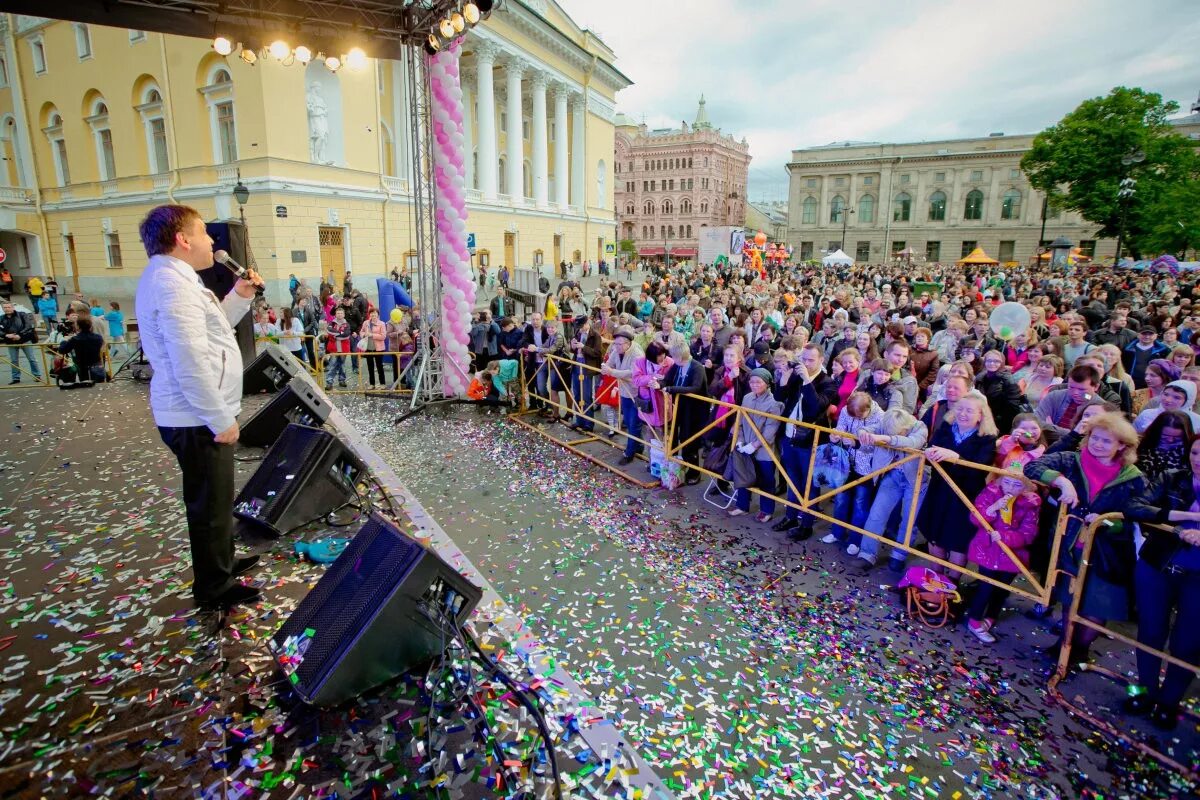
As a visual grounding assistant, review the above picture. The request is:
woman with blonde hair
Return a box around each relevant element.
[918,393,999,578]
[1023,352,1064,406]
[1025,412,1148,666]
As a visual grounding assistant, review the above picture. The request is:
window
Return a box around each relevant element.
[827,241,840,252]
[863,176,873,185]
[0,57,8,88]
[500,112,507,133]
[858,194,875,223]
[835,177,845,187]
[801,196,817,224]
[216,102,237,163]
[650,181,656,192]
[662,198,673,214]
[829,195,845,223]
[74,24,92,60]
[686,225,693,237]
[856,241,870,261]
[1046,202,1062,220]
[806,178,816,188]
[681,199,691,214]
[522,119,529,141]
[97,129,116,180]
[925,241,941,262]
[138,87,170,173]
[533,249,543,266]
[934,171,945,182]
[1009,168,1020,179]
[998,240,1015,262]
[668,226,675,238]
[31,37,46,74]
[928,190,947,221]
[129,30,146,43]
[202,68,238,164]
[892,192,911,222]
[900,174,911,184]
[971,170,983,181]
[964,189,984,220]
[961,240,977,258]
[1078,240,1096,258]
[1001,189,1021,220]
[644,199,654,215]
[105,233,123,268]
[44,112,70,185]
[800,242,813,260]
[700,200,708,213]
[892,241,905,255]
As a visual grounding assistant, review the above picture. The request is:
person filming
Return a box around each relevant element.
[135,204,262,611]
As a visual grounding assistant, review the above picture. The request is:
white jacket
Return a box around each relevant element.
[135,254,253,433]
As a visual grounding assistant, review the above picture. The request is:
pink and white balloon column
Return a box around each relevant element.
[428,39,475,396]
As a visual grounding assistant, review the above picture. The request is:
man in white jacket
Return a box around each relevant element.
[136,205,261,610]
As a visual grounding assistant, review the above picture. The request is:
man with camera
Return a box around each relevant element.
[1,300,43,384]
[51,313,105,387]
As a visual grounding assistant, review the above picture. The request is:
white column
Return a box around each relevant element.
[474,41,499,201]
[570,92,585,210]
[553,84,569,209]
[530,71,549,208]
[505,56,525,202]
[462,76,475,191]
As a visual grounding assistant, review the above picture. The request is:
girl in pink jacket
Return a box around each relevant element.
[964,466,1042,643]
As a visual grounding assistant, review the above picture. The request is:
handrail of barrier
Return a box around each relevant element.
[0,341,113,388]
[1049,511,1200,777]
[253,335,417,393]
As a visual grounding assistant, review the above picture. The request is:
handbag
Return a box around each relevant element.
[597,375,620,408]
[703,436,731,475]
[723,446,757,489]
[812,442,851,489]
[897,567,961,628]
[635,391,654,413]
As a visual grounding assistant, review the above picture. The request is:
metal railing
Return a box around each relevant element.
[253,335,418,395]
[0,341,113,388]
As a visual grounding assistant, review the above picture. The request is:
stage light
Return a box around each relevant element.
[268,40,290,60]
[451,12,466,33]
[464,4,481,25]
[240,47,258,65]
[346,47,368,70]
[476,0,495,17]
[213,36,234,56]
[424,34,441,56]
[324,55,341,72]
[438,19,455,39]
[294,46,312,64]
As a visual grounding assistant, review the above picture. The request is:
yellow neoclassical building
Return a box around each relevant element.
[0,2,630,308]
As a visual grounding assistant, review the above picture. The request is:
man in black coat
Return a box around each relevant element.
[294,296,320,366]
[661,344,709,484]
[1,300,42,384]
[53,313,105,385]
[773,343,838,539]
[489,287,513,320]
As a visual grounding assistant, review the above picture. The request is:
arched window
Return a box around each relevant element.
[668,225,675,238]
[681,199,691,214]
[1001,189,1021,220]
[136,83,169,174]
[43,108,70,185]
[964,189,984,220]
[686,225,693,237]
[643,199,654,215]
[700,200,708,214]
[625,203,634,215]
[659,225,665,238]
[829,195,845,223]
[801,196,817,224]
[85,96,116,181]
[200,66,237,164]
[0,115,24,187]
[857,194,875,223]
[892,192,911,222]
[662,198,673,214]
[928,190,947,221]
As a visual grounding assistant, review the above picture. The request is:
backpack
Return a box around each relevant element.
[897,566,961,628]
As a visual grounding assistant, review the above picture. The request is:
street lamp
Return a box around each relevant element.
[1112,149,1144,266]
[232,169,250,225]
[1049,236,1073,269]
[839,206,855,252]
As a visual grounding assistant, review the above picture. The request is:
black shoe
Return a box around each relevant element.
[197,583,261,610]
[685,473,702,486]
[771,517,799,532]
[233,555,260,576]
[1121,693,1154,716]
[788,525,814,542]
[618,455,634,466]
[887,557,907,575]
[7,379,18,385]
[1150,704,1179,731]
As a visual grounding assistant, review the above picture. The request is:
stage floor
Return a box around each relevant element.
[0,380,1195,798]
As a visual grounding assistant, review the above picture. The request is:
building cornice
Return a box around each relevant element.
[499,2,632,93]
[786,148,1030,171]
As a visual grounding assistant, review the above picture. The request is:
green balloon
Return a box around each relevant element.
[999,325,1014,340]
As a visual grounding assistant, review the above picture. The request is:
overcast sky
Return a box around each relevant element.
[554,0,1200,204]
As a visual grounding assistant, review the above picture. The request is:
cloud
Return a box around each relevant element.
[555,0,1200,200]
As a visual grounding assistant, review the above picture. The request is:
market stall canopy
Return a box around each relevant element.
[821,249,854,266]
[958,247,1000,265]
[637,247,666,256]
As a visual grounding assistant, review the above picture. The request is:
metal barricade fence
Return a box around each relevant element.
[0,341,114,388]
[253,335,416,395]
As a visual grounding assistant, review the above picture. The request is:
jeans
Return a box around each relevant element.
[779,438,812,523]
[966,567,1018,622]
[830,471,874,544]
[1134,558,1200,707]
[620,395,643,458]
[572,367,595,429]
[157,425,236,603]
[5,342,42,381]
[736,459,777,514]
[324,353,347,385]
[533,361,550,405]
[858,469,923,562]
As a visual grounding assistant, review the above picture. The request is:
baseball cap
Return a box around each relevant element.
[1139,326,1158,335]
[902,315,918,325]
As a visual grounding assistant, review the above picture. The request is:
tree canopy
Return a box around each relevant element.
[1020,86,1198,258]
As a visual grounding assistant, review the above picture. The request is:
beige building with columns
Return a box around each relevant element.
[785,120,1200,265]
[0,1,629,310]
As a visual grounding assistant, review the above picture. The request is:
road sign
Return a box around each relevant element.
[275,205,288,218]
[467,233,476,254]
[604,242,615,255]
[0,248,6,264]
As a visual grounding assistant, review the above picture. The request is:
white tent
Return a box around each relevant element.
[822,249,854,266]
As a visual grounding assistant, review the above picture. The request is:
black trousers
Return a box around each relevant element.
[158,425,236,603]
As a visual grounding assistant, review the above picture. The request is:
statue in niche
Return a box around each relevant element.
[307,82,329,164]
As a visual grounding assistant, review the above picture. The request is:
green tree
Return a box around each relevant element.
[1138,179,1200,258]
[1021,86,1198,258]
[618,238,637,257]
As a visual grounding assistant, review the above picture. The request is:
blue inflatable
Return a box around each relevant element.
[375,278,414,322]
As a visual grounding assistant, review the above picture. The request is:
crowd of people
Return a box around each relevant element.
[473,256,1200,732]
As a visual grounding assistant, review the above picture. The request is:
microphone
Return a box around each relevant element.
[213,249,248,278]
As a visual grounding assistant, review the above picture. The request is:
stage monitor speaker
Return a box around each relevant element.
[240,375,330,447]
[234,423,365,536]
[243,342,301,395]
[269,512,483,707]
[202,220,256,365]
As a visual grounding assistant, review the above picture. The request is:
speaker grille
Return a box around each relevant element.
[281,518,423,690]
[235,426,330,520]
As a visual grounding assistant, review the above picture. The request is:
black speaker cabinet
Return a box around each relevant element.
[240,375,330,447]
[269,512,483,707]
[201,220,256,365]
[243,342,301,395]
[233,423,365,537]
